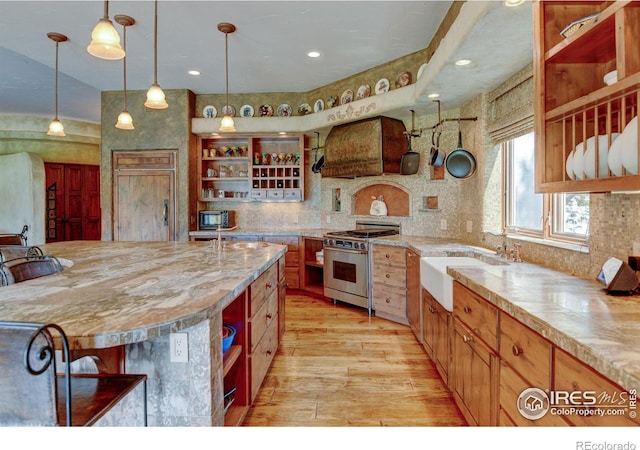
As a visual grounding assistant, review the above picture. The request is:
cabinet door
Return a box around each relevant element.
[452,319,498,426]
[432,300,450,385]
[422,290,435,357]
[406,250,421,340]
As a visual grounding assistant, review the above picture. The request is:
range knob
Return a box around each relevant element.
[360,243,366,250]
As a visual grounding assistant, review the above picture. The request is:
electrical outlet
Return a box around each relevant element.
[170,332,189,363]
[440,219,447,231]
[466,220,473,233]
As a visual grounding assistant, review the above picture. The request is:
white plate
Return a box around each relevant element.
[314,99,324,113]
[240,105,254,117]
[202,105,217,118]
[375,78,389,95]
[566,149,575,180]
[604,70,618,86]
[417,63,428,80]
[608,131,624,176]
[620,116,639,175]
[222,104,236,117]
[298,103,312,116]
[356,84,371,100]
[341,89,353,105]
[395,71,412,88]
[572,141,586,180]
[277,104,292,117]
[584,133,619,178]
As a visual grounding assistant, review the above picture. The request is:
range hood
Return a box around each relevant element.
[321,116,408,178]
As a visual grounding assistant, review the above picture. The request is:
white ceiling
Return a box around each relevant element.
[0,0,533,125]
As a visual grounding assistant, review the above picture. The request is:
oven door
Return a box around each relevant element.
[323,247,369,309]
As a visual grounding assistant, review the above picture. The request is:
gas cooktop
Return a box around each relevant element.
[325,229,399,239]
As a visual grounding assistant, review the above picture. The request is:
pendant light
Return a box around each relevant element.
[145,0,168,109]
[87,0,125,60]
[218,23,236,132]
[47,32,68,137]
[115,15,135,130]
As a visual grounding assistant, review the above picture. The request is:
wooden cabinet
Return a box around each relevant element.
[406,249,421,341]
[498,312,567,426]
[301,237,324,297]
[264,235,300,289]
[422,288,451,385]
[451,281,499,426]
[554,347,639,426]
[247,261,280,403]
[371,245,408,324]
[197,134,304,210]
[222,292,249,426]
[534,1,640,193]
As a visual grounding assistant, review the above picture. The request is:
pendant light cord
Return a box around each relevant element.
[225,31,229,111]
[123,25,127,110]
[103,0,109,20]
[153,0,158,85]
[54,40,59,120]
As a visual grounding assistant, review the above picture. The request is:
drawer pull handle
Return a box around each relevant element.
[266,282,272,289]
[266,313,273,319]
[266,349,272,355]
[385,254,391,259]
[463,306,472,314]
[385,273,391,279]
[462,335,473,344]
[512,345,523,357]
[429,306,436,314]
[385,297,391,303]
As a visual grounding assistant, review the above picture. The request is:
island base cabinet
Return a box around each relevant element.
[249,319,278,402]
[422,288,451,386]
[451,319,498,426]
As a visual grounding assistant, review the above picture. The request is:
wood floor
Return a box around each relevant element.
[242,293,467,426]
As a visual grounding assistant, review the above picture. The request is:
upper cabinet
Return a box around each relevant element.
[534,1,640,193]
[197,133,305,205]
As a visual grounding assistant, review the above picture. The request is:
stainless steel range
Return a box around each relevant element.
[323,221,400,313]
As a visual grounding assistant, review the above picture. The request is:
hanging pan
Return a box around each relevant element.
[445,120,476,179]
[430,125,445,167]
[400,110,420,175]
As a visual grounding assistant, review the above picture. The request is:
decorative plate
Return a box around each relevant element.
[240,105,254,117]
[298,103,312,116]
[277,104,293,117]
[417,63,428,80]
[341,89,354,105]
[314,99,324,113]
[326,95,338,108]
[356,84,371,100]
[202,105,217,119]
[375,78,390,95]
[395,71,412,88]
[259,104,274,117]
[222,104,236,117]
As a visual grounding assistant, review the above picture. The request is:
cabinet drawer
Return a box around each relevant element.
[250,319,278,401]
[554,348,639,426]
[453,282,497,351]
[251,189,267,200]
[267,189,284,200]
[500,312,551,389]
[283,189,301,201]
[372,263,406,289]
[372,245,406,268]
[499,363,568,426]
[250,263,278,315]
[372,283,406,317]
[249,290,278,352]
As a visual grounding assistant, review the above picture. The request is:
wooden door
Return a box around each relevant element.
[112,151,176,241]
[44,163,101,242]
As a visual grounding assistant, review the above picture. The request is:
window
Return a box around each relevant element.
[504,132,589,245]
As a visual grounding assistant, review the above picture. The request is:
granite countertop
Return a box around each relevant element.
[0,240,286,350]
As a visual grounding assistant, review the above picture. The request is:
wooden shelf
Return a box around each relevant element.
[305,260,323,268]
[224,404,249,427]
[223,345,242,377]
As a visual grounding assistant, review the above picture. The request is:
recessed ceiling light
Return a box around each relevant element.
[455,59,472,66]
[504,0,525,6]
[307,51,320,58]
[188,70,200,76]
[428,93,440,99]
[278,131,287,135]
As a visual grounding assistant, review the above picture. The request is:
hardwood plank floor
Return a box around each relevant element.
[242,293,467,426]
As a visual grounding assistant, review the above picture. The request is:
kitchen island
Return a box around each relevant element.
[0,240,287,426]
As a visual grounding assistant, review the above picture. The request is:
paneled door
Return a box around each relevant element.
[45,163,101,242]
[112,151,176,241]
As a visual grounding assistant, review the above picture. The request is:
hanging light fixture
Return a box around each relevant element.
[218,22,236,132]
[145,0,168,109]
[47,32,68,137]
[115,15,135,130]
[87,0,125,60]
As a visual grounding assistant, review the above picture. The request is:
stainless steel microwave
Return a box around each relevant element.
[199,210,234,230]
